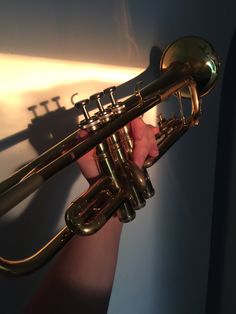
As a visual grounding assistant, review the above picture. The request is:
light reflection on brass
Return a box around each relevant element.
[0,36,220,275]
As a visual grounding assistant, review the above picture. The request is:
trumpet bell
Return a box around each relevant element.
[160,36,220,97]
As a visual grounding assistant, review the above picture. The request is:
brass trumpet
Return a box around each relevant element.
[0,36,220,275]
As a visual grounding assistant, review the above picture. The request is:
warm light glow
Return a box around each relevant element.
[0,53,145,139]
[0,53,143,95]
[0,54,157,222]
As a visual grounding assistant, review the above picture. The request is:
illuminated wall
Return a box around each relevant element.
[0,1,235,314]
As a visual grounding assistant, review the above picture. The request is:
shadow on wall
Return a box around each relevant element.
[0,44,162,312]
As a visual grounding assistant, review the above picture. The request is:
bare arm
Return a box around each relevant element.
[26,118,159,314]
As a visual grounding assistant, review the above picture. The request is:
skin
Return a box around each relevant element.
[26,117,159,314]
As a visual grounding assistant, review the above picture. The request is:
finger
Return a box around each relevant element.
[148,142,159,157]
[151,126,160,135]
[145,124,160,135]
[132,139,149,168]
[132,125,159,167]
[148,126,159,157]
[130,117,145,140]
[76,130,99,179]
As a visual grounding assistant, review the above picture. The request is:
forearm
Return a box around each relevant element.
[26,117,159,313]
[26,217,122,314]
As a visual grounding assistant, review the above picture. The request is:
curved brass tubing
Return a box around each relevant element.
[0,36,220,275]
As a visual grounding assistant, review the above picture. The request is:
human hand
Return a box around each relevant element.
[76,117,159,181]
[130,117,159,168]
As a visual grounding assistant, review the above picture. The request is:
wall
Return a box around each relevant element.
[0,1,235,313]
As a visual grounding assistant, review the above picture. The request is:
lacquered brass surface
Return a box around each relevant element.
[160,36,220,97]
[0,36,220,275]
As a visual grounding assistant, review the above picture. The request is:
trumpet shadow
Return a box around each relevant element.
[117,45,162,97]
[0,45,163,257]
[0,45,162,313]
[0,106,80,259]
